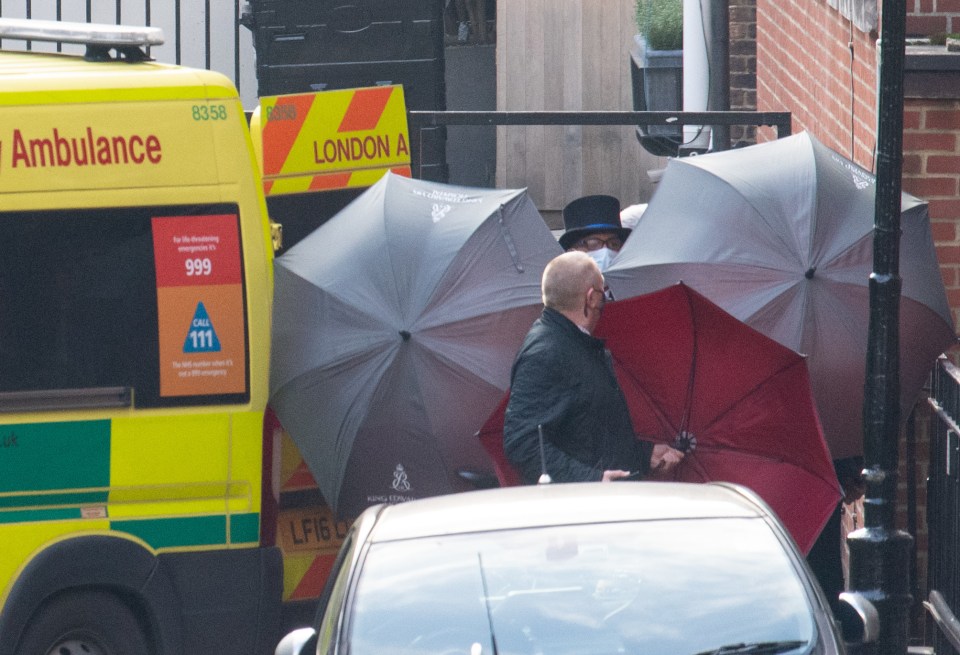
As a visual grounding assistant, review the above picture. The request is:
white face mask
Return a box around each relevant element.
[587,247,617,272]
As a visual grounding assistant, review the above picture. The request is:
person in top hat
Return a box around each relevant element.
[559,195,632,272]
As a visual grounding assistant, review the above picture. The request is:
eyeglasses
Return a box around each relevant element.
[574,235,624,252]
[592,285,611,303]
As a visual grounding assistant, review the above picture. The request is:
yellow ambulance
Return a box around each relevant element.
[0,18,280,654]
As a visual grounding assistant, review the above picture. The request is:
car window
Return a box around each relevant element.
[318,532,356,655]
[347,517,815,655]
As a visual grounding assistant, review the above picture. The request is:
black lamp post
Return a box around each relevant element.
[846,0,913,653]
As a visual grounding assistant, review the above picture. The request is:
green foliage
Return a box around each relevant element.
[928,32,960,46]
[635,0,683,51]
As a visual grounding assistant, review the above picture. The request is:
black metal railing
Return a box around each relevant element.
[927,355,960,654]
[408,109,793,132]
[407,110,793,182]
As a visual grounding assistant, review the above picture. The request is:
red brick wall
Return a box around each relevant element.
[756,0,878,167]
[904,99,960,328]
[729,0,758,144]
[907,0,960,36]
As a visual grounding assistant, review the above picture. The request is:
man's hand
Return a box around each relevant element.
[650,444,684,473]
[602,469,639,482]
[602,444,684,482]
[836,458,866,504]
[841,475,866,504]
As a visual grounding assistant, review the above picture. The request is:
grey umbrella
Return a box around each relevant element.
[269,172,561,518]
[605,131,956,460]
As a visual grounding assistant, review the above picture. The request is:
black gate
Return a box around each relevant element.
[0,0,251,101]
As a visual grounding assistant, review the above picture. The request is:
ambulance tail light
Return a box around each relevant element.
[261,405,282,546]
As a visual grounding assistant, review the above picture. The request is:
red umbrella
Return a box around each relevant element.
[478,283,841,554]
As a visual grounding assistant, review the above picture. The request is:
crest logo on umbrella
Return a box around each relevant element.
[431,203,452,223]
[392,464,411,492]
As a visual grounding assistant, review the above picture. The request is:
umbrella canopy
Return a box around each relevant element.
[479,283,841,554]
[270,172,561,519]
[606,131,956,460]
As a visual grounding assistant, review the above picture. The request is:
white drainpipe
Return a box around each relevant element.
[683,0,711,152]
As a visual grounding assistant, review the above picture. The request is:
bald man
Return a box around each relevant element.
[503,251,683,484]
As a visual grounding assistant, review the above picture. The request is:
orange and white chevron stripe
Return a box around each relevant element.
[257,85,412,196]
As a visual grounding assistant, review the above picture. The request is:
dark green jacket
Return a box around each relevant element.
[503,307,653,483]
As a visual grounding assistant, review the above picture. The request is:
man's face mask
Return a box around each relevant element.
[587,247,617,272]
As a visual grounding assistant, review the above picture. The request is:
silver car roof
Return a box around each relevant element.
[364,481,770,543]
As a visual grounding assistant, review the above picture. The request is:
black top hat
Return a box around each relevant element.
[559,194,631,250]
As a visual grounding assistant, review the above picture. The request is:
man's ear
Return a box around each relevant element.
[583,287,596,317]
[588,287,603,307]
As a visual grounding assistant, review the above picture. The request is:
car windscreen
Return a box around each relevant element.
[347,517,815,655]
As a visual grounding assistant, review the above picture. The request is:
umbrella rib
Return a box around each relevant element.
[690,444,842,490]
[684,451,711,480]
[682,289,698,435]
[695,442,784,461]
[496,204,525,273]
[688,360,842,490]
[699,360,802,436]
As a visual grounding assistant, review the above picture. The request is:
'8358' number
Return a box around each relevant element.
[192,104,228,121]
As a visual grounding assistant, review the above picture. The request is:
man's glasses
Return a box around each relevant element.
[592,285,613,303]
[574,235,624,252]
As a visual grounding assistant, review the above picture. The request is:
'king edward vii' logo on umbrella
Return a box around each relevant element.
[431,203,452,223]
[392,464,411,492]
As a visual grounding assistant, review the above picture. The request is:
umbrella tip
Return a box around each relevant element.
[805,267,816,279]
[399,330,411,341]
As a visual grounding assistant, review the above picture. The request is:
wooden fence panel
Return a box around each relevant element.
[496,0,668,219]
